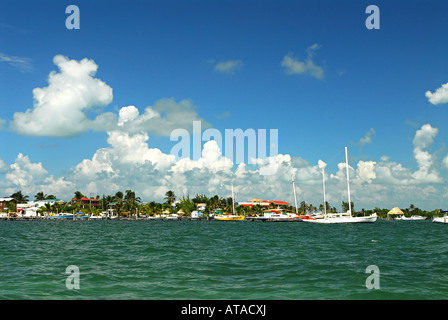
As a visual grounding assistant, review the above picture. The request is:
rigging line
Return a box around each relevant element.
[322,148,345,169]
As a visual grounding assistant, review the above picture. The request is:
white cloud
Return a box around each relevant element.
[171,140,233,174]
[214,60,243,74]
[93,99,211,137]
[356,161,377,184]
[443,155,448,170]
[0,125,446,210]
[6,153,47,188]
[426,82,448,105]
[2,55,447,210]
[0,52,33,73]
[0,157,9,173]
[9,55,210,139]
[360,128,375,146]
[411,124,441,183]
[11,55,113,138]
[281,44,324,79]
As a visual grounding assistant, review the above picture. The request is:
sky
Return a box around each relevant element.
[0,0,447,210]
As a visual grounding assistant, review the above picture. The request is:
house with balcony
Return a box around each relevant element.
[71,197,100,208]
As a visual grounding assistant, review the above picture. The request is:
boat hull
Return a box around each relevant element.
[396,216,426,221]
[433,217,447,224]
[214,215,245,221]
[302,214,377,224]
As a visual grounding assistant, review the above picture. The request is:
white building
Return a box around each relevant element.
[17,199,64,217]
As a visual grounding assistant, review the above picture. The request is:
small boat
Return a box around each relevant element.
[395,215,426,221]
[214,214,245,221]
[302,147,377,224]
[262,209,299,221]
[433,211,448,224]
[214,184,245,221]
[49,213,74,219]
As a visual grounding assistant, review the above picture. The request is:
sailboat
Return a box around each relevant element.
[302,147,377,224]
[214,184,245,221]
[433,210,448,224]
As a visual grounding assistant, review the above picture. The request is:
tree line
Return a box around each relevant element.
[3,190,445,218]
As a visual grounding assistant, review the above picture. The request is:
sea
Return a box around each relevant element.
[1,219,447,301]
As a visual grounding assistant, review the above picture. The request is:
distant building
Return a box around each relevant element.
[72,197,100,208]
[238,198,290,208]
[17,199,65,217]
[0,198,18,212]
[196,203,207,212]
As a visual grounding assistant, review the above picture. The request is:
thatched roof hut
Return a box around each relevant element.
[387,207,404,216]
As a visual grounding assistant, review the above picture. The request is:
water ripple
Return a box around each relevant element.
[1,220,448,299]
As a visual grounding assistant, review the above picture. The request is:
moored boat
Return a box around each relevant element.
[396,215,426,221]
[214,214,245,221]
[302,147,377,224]
[214,184,245,221]
[262,209,299,221]
[433,211,448,224]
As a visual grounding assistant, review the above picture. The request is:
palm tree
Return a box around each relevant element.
[209,195,220,211]
[11,190,29,203]
[35,191,47,201]
[74,191,84,200]
[299,201,308,214]
[125,190,141,209]
[114,191,124,203]
[164,190,176,205]
[342,201,355,213]
[178,196,195,216]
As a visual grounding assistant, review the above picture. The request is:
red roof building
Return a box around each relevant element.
[238,199,290,208]
[72,197,100,208]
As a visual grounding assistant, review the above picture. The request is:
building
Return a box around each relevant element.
[0,198,18,212]
[72,197,100,208]
[238,198,290,208]
[17,199,65,217]
[196,203,207,212]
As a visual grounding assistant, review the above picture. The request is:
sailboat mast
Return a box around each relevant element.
[231,183,235,215]
[345,147,352,215]
[322,167,327,216]
[292,174,298,214]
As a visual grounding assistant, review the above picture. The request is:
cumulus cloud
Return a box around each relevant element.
[0,125,446,210]
[2,54,447,210]
[6,153,47,188]
[426,82,448,105]
[11,55,113,137]
[8,55,211,139]
[281,44,324,79]
[0,153,74,198]
[214,60,244,74]
[356,161,376,184]
[92,100,211,137]
[411,124,441,183]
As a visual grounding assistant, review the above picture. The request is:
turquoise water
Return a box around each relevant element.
[1,219,448,300]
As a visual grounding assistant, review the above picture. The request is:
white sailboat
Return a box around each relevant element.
[302,147,377,224]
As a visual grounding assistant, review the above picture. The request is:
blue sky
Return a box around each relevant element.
[1,0,447,210]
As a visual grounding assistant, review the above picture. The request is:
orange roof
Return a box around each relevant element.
[72,197,99,201]
[263,200,290,205]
